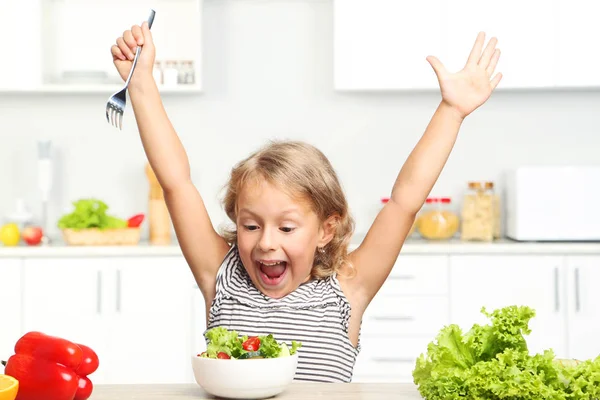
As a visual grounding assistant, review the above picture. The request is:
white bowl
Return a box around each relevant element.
[191,353,299,399]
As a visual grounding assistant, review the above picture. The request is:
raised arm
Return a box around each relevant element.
[349,32,502,305]
[112,23,230,297]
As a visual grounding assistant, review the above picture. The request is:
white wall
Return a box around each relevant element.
[1,0,599,239]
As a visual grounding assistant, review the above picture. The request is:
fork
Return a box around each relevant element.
[106,9,156,130]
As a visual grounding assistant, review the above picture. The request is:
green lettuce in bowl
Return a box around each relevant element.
[198,327,301,360]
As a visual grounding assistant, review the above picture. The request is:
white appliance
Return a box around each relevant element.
[505,166,600,241]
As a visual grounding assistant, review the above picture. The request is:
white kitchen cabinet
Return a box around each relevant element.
[334,0,600,90]
[556,0,600,87]
[353,335,434,383]
[565,256,600,361]
[21,256,199,384]
[334,0,443,90]
[443,0,555,89]
[0,258,23,360]
[21,257,110,382]
[0,1,43,90]
[354,255,449,383]
[104,257,197,384]
[449,255,568,358]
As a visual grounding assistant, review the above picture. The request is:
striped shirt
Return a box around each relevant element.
[206,244,360,383]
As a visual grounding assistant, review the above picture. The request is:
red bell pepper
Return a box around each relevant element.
[1,332,99,400]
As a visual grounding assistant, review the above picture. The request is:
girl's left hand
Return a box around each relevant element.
[426,32,502,120]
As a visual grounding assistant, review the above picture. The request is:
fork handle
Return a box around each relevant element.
[124,9,156,88]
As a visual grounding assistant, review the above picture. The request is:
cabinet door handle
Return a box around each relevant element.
[554,267,559,312]
[96,271,102,314]
[574,267,580,313]
[116,269,122,312]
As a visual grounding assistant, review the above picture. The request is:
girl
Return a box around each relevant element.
[111,25,501,382]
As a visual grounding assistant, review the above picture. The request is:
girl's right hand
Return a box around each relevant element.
[110,22,155,84]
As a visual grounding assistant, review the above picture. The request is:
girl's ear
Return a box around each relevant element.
[318,214,338,248]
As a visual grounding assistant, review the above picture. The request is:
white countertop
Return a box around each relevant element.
[1,234,600,257]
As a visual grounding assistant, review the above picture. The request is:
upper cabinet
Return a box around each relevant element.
[334,0,600,90]
[334,0,444,90]
[555,0,600,87]
[0,0,203,94]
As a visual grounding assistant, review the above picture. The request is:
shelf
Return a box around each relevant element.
[0,0,203,93]
[0,84,203,95]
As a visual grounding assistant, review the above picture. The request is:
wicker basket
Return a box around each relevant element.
[62,228,141,246]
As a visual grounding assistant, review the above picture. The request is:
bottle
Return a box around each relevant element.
[460,181,500,241]
[145,163,172,245]
[37,140,53,245]
[163,61,179,86]
[184,61,195,84]
[152,61,163,85]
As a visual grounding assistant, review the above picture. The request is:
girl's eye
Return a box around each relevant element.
[280,227,295,233]
[244,225,259,231]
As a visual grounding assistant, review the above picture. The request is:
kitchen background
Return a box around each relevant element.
[1,0,599,240]
[1,0,600,387]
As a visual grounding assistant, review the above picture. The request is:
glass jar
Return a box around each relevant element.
[381,197,418,237]
[460,181,501,241]
[417,197,459,240]
[182,61,195,84]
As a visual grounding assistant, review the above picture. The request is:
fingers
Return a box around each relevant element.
[141,22,155,49]
[116,37,134,60]
[131,25,144,45]
[114,25,144,61]
[479,37,498,69]
[123,30,137,51]
[426,55,448,80]
[486,48,501,77]
[466,32,485,67]
[111,45,126,61]
[490,72,503,90]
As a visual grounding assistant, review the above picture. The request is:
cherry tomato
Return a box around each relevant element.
[242,337,261,352]
[127,214,145,228]
[216,352,230,359]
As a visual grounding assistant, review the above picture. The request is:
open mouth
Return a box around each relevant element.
[256,260,288,286]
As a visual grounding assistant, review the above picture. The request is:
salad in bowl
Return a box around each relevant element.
[192,327,302,399]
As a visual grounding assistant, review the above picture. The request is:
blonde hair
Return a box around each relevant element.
[221,140,355,280]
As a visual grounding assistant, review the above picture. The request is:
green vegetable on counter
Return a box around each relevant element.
[413,305,600,399]
[57,199,127,230]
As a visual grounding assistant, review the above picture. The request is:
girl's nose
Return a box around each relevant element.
[257,228,277,252]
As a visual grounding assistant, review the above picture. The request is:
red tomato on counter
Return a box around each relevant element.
[127,214,145,228]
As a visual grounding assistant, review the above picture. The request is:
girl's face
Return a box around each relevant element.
[236,179,332,299]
